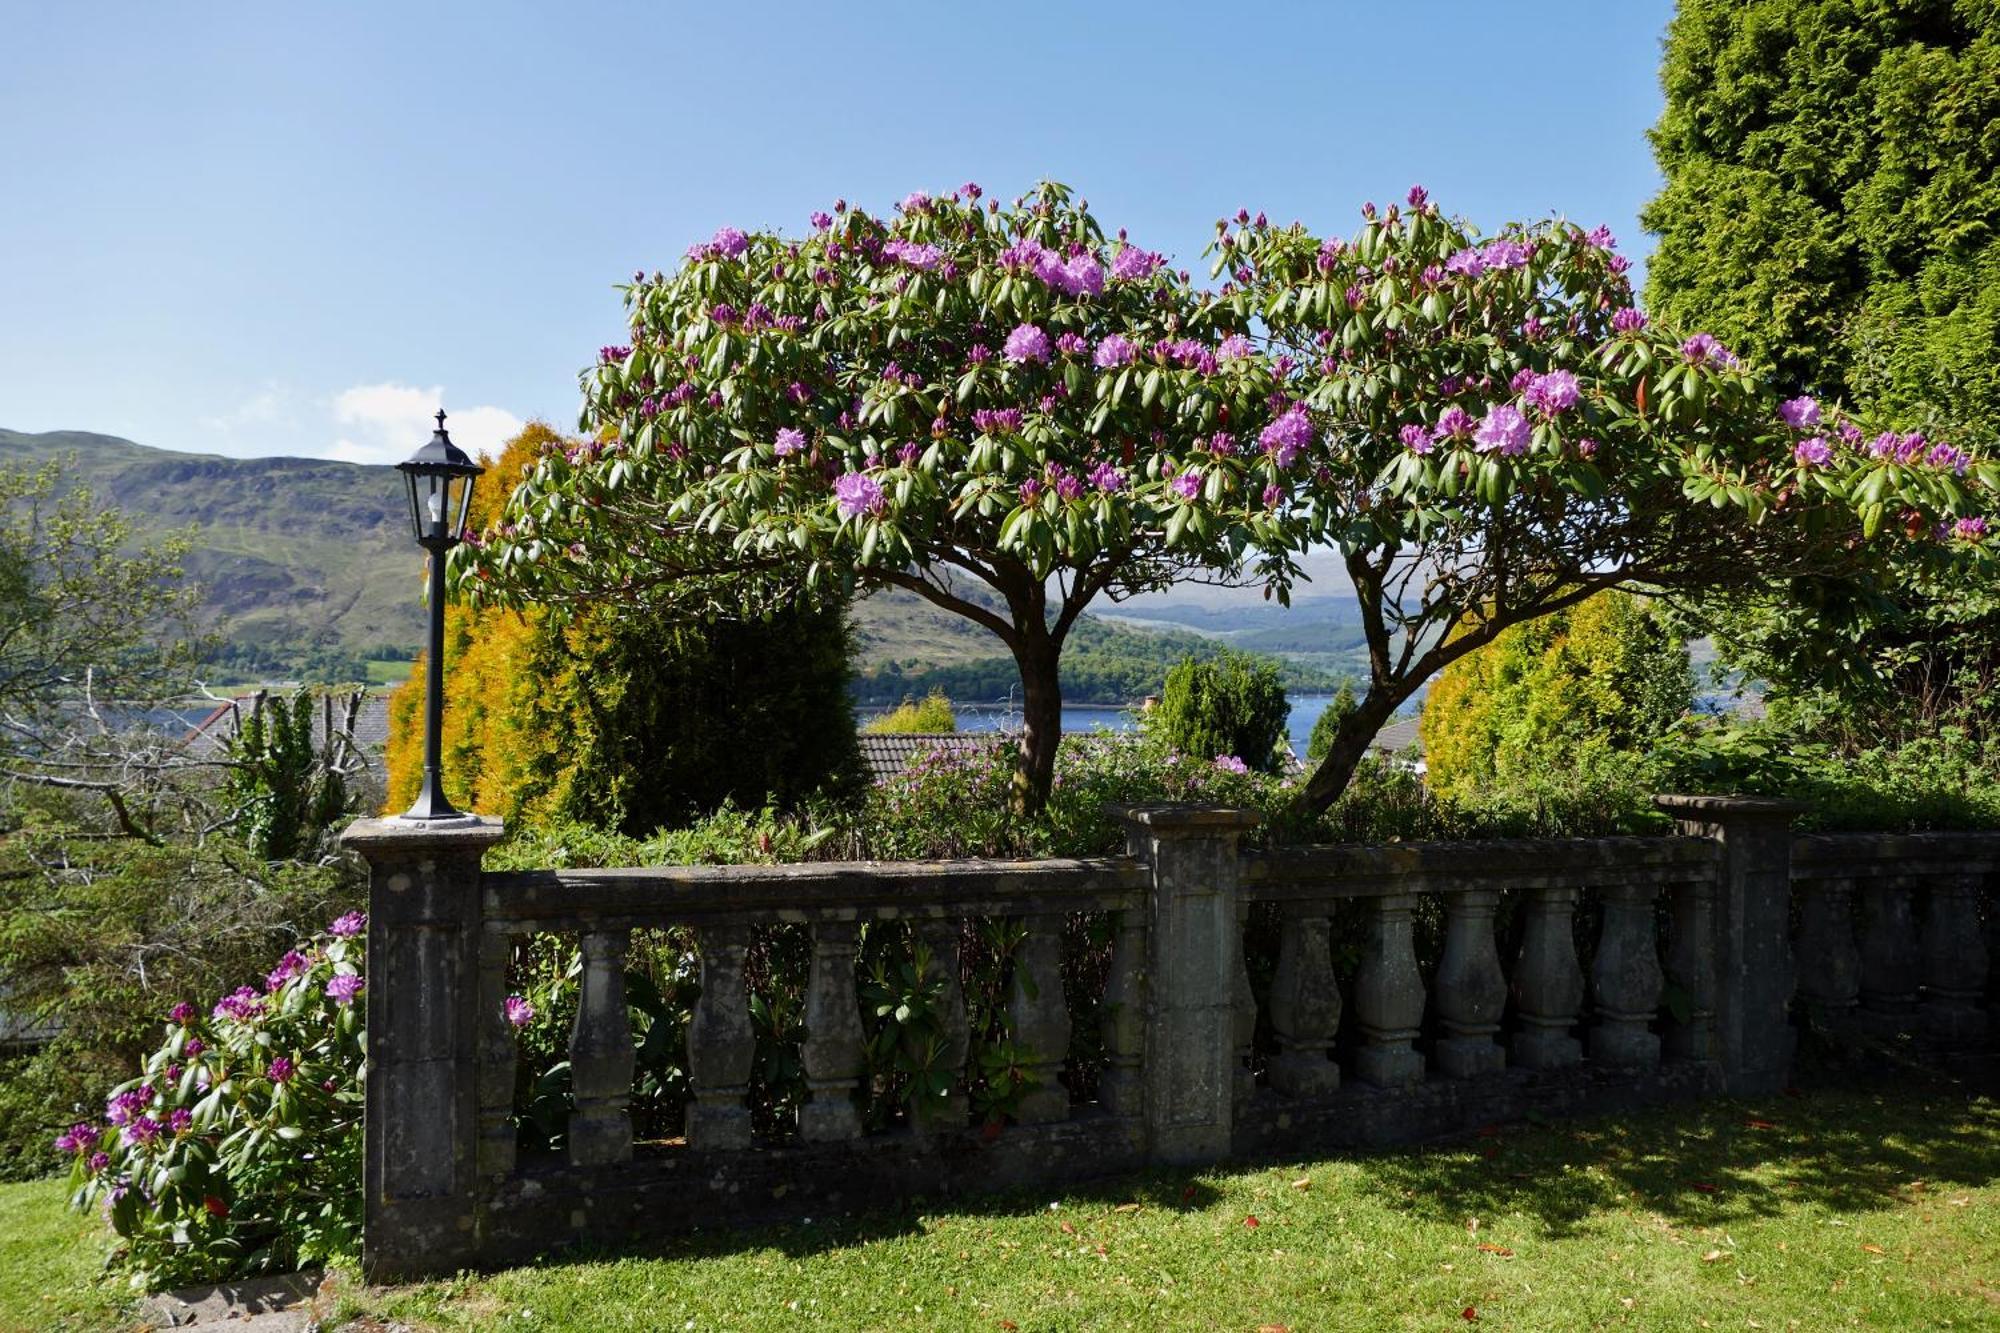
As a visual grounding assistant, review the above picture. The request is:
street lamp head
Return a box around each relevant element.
[395,410,484,548]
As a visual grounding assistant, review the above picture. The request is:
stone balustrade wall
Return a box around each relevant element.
[341,797,1998,1278]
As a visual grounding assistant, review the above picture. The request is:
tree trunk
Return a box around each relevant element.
[1301,688,1401,813]
[1012,640,1063,817]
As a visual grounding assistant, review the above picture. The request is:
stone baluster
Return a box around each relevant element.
[799,919,867,1142]
[911,918,970,1133]
[1434,889,1506,1078]
[1009,913,1073,1123]
[1663,878,1717,1062]
[1512,885,1584,1068]
[1267,904,1341,1094]
[568,928,635,1166]
[1354,893,1425,1086]
[1859,876,1921,1037]
[686,922,755,1150]
[1232,902,1258,1108]
[474,927,518,1178]
[1590,883,1663,1067]
[1098,908,1145,1117]
[1921,873,1990,1047]
[1793,876,1860,1030]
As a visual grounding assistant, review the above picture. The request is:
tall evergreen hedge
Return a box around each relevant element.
[385,425,863,833]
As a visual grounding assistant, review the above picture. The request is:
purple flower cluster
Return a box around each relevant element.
[1779,396,1822,429]
[1216,333,1255,361]
[774,427,807,457]
[169,1001,196,1025]
[1400,423,1434,455]
[505,995,535,1028]
[213,987,264,1022]
[1213,755,1250,774]
[1110,245,1162,281]
[1585,224,1617,250]
[1953,516,1989,542]
[329,911,366,938]
[971,407,1024,435]
[1088,461,1123,492]
[881,238,943,271]
[268,1056,295,1085]
[265,950,308,993]
[1444,238,1531,278]
[1154,338,1217,375]
[1093,335,1136,369]
[1019,477,1045,504]
[325,973,365,1007]
[834,471,886,519]
[1259,405,1314,467]
[105,1088,151,1127]
[1793,437,1832,467]
[710,226,749,258]
[53,1122,95,1155]
[1433,405,1475,441]
[598,345,631,364]
[1473,403,1532,456]
[1611,307,1648,334]
[122,1115,163,1147]
[1002,239,1105,297]
[1522,370,1580,416]
[1004,323,1052,364]
[1171,468,1203,500]
[1681,333,1740,369]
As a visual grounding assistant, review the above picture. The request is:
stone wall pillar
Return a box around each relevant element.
[1112,804,1259,1165]
[340,815,506,1281]
[1654,796,1801,1097]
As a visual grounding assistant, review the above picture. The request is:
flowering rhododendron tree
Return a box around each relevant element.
[1219,188,1998,809]
[63,912,368,1286]
[457,182,1306,811]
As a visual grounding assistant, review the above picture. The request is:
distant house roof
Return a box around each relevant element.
[1370,717,1423,756]
[856,731,999,782]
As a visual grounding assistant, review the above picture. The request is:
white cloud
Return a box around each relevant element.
[326,382,523,466]
[201,384,294,435]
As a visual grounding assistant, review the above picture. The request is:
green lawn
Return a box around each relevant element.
[10,1088,1998,1332]
[0,1175,130,1332]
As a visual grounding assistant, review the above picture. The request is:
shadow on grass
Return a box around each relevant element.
[1352,1083,2000,1239]
[491,1079,1998,1275]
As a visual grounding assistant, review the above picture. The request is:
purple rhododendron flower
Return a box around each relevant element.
[1681,333,1739,368]
[1793,437,1832,467]
[268,1056,295,1084]
[505,995,535,1028]
[1524,370,1581,416]
[213,987,264,1022]
[1259,405,1314,467]
[774,428,806,457]
[1433,406,1475,440]
[710,226,749,258]
[809,210,833,230]
[169,1108,193,1133]
[897,442,921,467]
[971,407,1023,435]
[1055,472,1085,502]
[1261,483,1283,508]
[105,1088,149,1127]
[1110,246,1161,281]
[169,1002,195,1025]
[184,1038,204,1058]
[1062,254,1105,295]
[1444,247,1486,278]
[1407,184,1429,209]
[1400,423,1434,455]
[1088,462,1123,492]
[1171,469,1203,500]
[1509,367,1538,394]
[1473,404,1532,456]
[1213,755,1249,774]
[54,1122,93,1155]
[265,950,308,993]
[87,1151,108,1172]
[834,472,885,519]
[1585,224,1617,249]
[1003,323,1052,364]
[1093,335,1136,368]
[1927,442,1971,475]
[1217,334,1254,361]
[1208,432,1237,457]
[1480,238,1531,270]
[1576,437,1600,459]
[1611,307,1648,334]
[329,911,366,938]
[1018,477,1045,505]
[122,1115,162,1147]
[1953,516,1989,541]
[881,238,943,271]
[1779,396,1822,429]
[325,974,365,1007]
[899,190,931,213]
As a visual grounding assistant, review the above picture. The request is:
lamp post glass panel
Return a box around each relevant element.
[395,410,482,821]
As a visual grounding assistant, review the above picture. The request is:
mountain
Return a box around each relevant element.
[3,428,1364,699]
[1,429,421,668]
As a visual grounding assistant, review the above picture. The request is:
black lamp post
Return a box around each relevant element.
[395,410,483,821]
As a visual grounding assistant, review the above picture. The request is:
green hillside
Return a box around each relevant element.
[4,428,1343,700]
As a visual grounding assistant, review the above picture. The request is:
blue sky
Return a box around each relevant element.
[1,1,1677,466]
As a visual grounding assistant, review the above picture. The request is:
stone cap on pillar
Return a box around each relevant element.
[1653,794,1807,821]
[340,814,507,856]
[1107,802,1262,839]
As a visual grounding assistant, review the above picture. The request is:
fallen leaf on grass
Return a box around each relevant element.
[1861,1243,1885,1255]
[999,1322,1018,1331]
[1257,1325,1291,1333]
[1620,1297,1636,1310]
[1291,1177,1312,1191]
[1691,1183,1718,1194]
[1113,1203,1141,1214]
[1243,1215,1261,1229]
[1059,1220,1076,1236]
[1461,1306,1479,1321]
[1701,1249,1726,1263]
[1745,1118,1778,1130]
[1476,1243,1514,1257]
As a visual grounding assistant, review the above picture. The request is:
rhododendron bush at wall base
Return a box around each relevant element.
[457,180,1997,814]
[61,913,368,1289]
